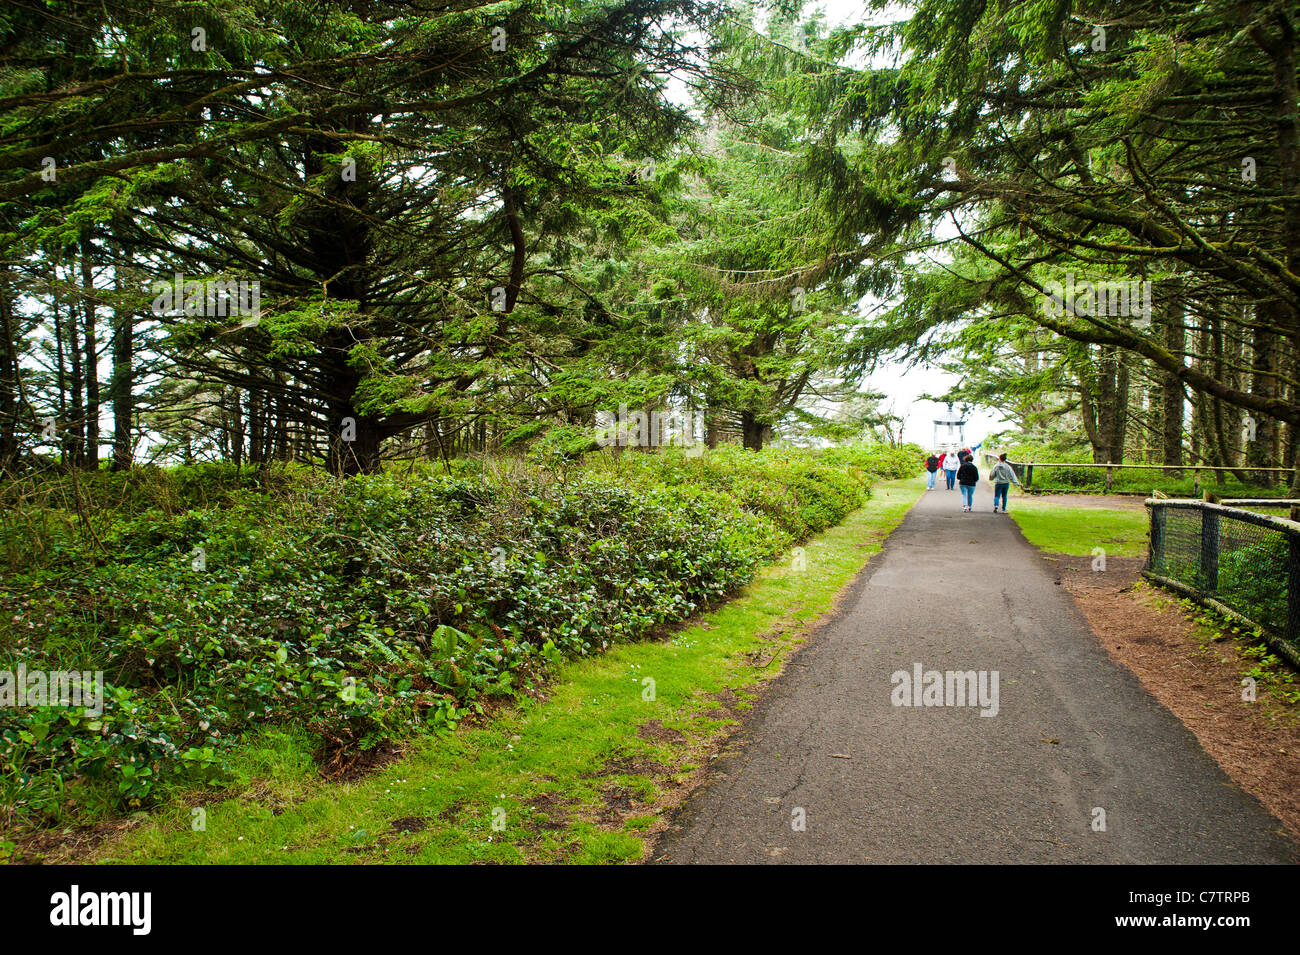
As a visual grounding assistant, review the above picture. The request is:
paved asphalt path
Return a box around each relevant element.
[652,481,1298,864]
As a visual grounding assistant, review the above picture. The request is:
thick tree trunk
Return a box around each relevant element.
[1081,349,1128,462]
[740,411,765,451]
[1097,361,1118,462]
[308,133,382,474]
[327,404,382,475]
[501,178,526,314]
[1078,367,1103,461]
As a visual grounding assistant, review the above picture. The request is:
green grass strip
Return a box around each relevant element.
[1007,500,1150,558]
[93,477,925,865]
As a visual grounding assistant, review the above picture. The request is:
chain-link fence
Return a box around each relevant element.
[1144,499,1300,668]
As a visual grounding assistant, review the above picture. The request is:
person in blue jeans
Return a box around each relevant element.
[943,452,959,489]
[957,453,979,511]
[989,453,1020,513]
[924,452,940,489]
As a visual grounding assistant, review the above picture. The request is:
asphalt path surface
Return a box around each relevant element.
[652,480,1298,864]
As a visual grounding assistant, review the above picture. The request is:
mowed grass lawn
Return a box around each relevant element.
[90,477,926,865]
[1006,496,1150,557]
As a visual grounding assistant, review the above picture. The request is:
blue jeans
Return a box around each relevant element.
[945,470,956,489]
[960,484,974,508]
[926,470,936,489]
[994,483,1009,510]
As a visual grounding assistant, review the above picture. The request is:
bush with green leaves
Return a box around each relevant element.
[1216,535,1290,633]
[0,443,918,824]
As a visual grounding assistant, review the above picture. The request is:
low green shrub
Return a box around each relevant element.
[0,443,918,824]
[1216,535,1289,631]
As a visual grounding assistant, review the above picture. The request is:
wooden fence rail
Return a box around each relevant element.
[1003,460,1295,492]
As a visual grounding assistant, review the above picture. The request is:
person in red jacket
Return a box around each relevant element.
[924,452,940,489]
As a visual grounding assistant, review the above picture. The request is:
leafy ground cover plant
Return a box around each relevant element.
[0,443,918,829]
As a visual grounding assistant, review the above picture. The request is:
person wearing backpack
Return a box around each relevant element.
[924,452,940,489]
[989,453,1020,513]
[957,454,980,511]
[942,451,960,489]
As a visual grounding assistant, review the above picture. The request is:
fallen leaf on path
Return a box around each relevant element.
[829,753,853,759]
[1040,737,1060,744]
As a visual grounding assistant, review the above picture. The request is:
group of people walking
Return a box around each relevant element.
[923,448,1021,513]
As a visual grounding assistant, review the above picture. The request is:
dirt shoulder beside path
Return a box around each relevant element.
[1049,553,1300,844]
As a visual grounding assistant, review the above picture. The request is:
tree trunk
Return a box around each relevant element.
[1111,355,1130,462]
[80,242,99,470]
[1242,320,1278,485]
[1206,315,1244,482]
[66,263,84,467]
[0,273,19,475]
[52,262,68,466]
[327,402,382,475]
[740,411,765,451]
[230,389,244,470]
[1078,361,1104,461]
[110,258,134,471]
[249,386,265,465]
[1159,299,1184,476]
[1082,349,1126,462]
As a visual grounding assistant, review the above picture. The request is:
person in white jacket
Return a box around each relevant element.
[942,451,960,489]
[989,453,1021,513]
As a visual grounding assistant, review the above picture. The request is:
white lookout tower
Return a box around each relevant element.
[932,403,966,452]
